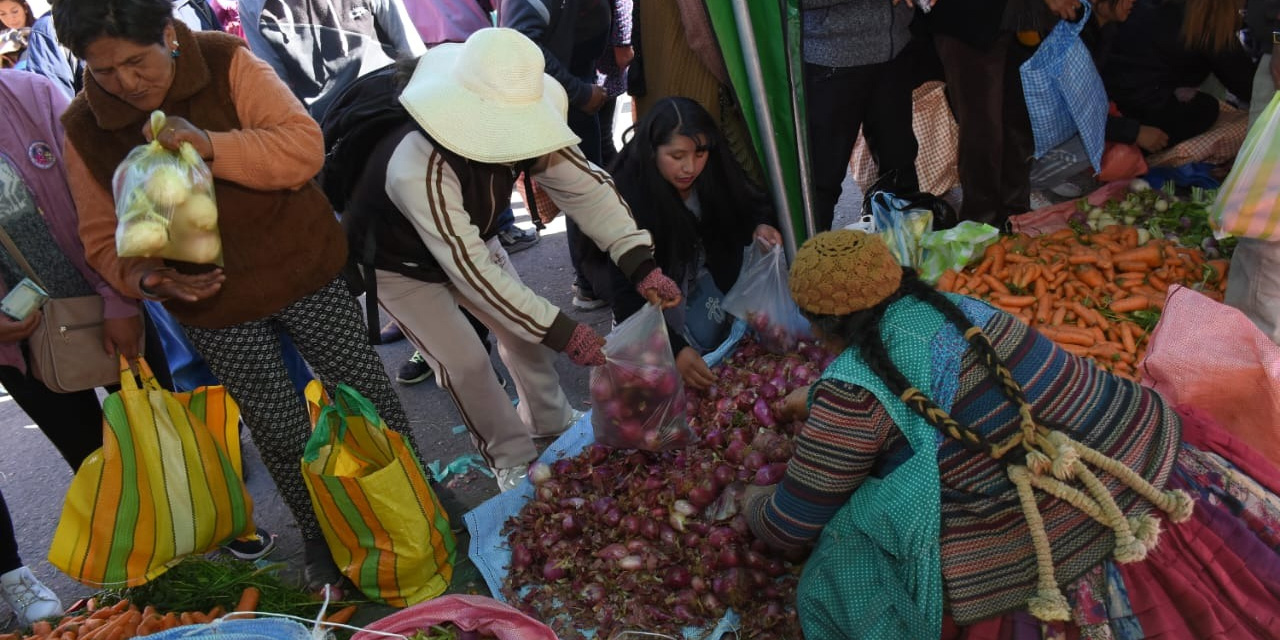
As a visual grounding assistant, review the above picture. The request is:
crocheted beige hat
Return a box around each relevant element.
[789,230,902,316]
[399,28,581,163]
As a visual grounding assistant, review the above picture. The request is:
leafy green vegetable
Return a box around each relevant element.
[97,556,354,616]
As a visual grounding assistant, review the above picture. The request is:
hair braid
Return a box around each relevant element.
[828,276,992,452]
[906,278,1034,412]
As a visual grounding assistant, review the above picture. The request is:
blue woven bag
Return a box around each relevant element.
[1020,2,1108,172]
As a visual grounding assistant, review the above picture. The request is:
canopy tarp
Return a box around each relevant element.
[705,0,814,255]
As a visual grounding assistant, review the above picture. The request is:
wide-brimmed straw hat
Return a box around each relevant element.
[398,28,581,163]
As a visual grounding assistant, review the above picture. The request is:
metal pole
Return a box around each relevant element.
[730,0,799,259]
[781,0,817,243]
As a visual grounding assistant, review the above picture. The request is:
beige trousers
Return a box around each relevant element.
[374,240,572,469]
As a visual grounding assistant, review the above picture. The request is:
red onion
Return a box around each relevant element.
[542,559,568,581]
[754,463,787,486]
[663,566,692,589]
[595,543,628,560]
[617,555,643,571]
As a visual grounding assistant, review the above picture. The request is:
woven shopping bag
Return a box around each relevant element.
[1210,92,1280,240]
[851,81,959,196]
[302,381,455,607]
[49,357,255,587]
[1020,1,1108,172]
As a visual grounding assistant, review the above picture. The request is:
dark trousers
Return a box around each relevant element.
[806,55,919,232]
[935,33,1034,228]
[566,102,604,294]
[1,489,19,573]
[184,278,416,541]
[0,363,103,471]
[1122,91,1220,146]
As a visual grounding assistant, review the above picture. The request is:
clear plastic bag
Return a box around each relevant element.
[722,242,813,354]
[590,303,691,451]
[111,110,223,265]
[870,192,934,268]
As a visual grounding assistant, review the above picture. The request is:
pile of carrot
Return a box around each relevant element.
[0,590,358,640]
[935,226,1229,379]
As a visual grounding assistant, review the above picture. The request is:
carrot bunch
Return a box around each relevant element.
[0,590,357,640]
[936,226,1229,379]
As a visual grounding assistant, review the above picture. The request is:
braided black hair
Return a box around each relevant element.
[805,269,1040,459]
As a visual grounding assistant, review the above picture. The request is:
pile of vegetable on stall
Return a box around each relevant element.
[935,182,1232,379]
[502,337,834,639]
[0,557,359,640]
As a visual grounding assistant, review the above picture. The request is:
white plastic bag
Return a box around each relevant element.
[589,303,691,451]
[722,243,814,354]
[112,110,223,264]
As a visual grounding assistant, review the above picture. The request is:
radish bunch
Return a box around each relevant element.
[503,336,836,639]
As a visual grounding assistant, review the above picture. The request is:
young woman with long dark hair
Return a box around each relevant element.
[591,96,782,390]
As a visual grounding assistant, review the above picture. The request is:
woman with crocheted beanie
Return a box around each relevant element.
[743,229,1280,638]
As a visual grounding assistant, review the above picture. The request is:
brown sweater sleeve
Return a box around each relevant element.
[206,48,325,190]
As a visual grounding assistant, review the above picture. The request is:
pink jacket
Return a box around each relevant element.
[404,0,491,45]
[0,70,137,371]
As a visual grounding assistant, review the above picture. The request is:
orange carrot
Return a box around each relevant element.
[993,294,1037,308]
[33,621,53,638]
[1076,266,1105,289]
[981,274,1011,295]
[234,587,261,616]
[159,614,179,632]
[322,606,358,626]
[1115,260,1150,273]
[1037,326,1096,347]
[1113,245,1162,267]
[1050,306,1067,326]
[937,269,958,292]
[1109,296,1151,313]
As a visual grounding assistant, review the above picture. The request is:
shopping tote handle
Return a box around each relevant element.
[117,355,160,392]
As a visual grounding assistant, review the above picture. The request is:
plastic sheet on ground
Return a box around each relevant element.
[137,619,312,640]
[1009,180,1131,237]
[464,321,748,640]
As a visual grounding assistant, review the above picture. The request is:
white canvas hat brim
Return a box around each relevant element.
[399,42,582,164]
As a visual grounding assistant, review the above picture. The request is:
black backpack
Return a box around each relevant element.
[318,63,407,215]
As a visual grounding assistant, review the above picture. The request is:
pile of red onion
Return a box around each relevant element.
[501,337,836,639]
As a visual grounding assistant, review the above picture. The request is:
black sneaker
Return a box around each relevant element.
[497,226,539,254]
[396,352,434,385]
[379,321,405,343]
[223,528,276,561]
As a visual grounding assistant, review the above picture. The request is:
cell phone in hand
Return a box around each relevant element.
[0,278,49,321]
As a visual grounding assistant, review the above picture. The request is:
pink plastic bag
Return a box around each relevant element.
[353,594,558,640]
[1009,180,1131,237]
[1140,286,1280,468]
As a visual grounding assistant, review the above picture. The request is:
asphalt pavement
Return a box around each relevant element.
[0,149,862,628]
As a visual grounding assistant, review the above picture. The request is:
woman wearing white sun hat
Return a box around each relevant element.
[344,27,682,491]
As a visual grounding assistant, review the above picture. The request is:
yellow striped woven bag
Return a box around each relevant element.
[302,381,455,607]
[48,357,255,586]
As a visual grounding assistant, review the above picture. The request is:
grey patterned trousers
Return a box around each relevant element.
[183,278,418,541]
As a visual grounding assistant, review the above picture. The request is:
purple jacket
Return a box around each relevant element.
[0,70,138,371]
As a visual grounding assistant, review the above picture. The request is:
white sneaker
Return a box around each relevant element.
[1,566,63,626]
[494,464,529,492]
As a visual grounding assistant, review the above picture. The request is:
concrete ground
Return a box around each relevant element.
[0,95,866,627]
